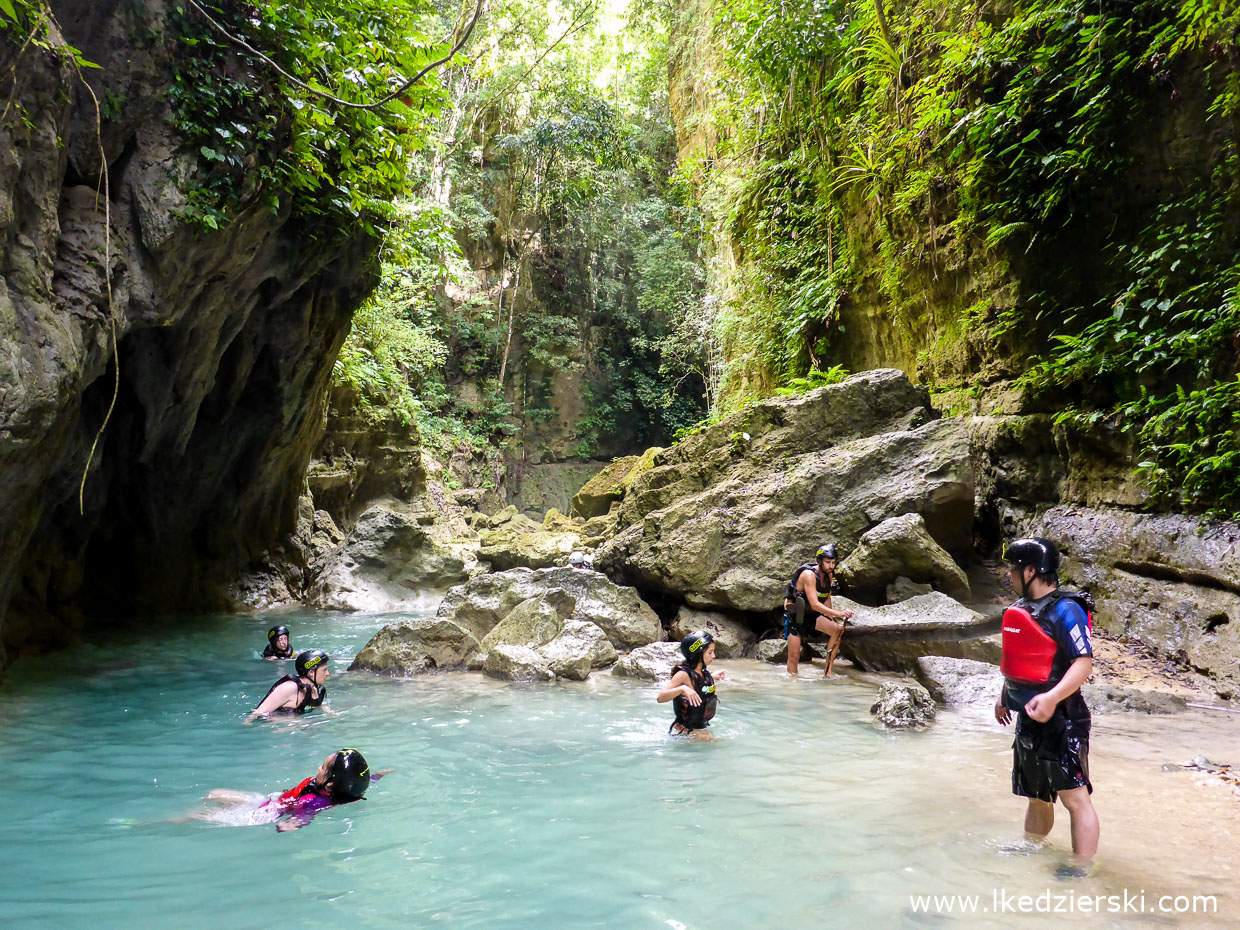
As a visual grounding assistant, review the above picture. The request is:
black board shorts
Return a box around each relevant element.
[1011,693,1092,802]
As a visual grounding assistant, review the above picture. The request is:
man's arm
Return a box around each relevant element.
[1024,656,1092,722]
[799,573,851,620]
[246,681,296,721]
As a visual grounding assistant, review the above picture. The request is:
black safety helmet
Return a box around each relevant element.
[295,649,329,677]
[1003,537,1060,576]
[268,625,290,644]
[816,543,838,561]
[680,629,715,664]
[328,748,371,801]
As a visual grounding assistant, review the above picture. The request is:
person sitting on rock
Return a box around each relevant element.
[993,537,1099,875]
[658,630,725,737]
[178,748,389,832]
[262,624,293,660]
[247,649,331,720]
[782,543,853,678]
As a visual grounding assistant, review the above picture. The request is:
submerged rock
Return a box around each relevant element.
[669,607,756,659]
[870,682,937,728]
[349,618,482,676]
[484,644,556,681]
[838,512,970,603]
[611,641,683,680]
[595,370,974,613]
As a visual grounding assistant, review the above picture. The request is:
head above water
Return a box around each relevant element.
[268,625,290,645]
[1003,537,1060,597]
[680,629,715,665]
[295,649,329,679]
[327,748,371,801]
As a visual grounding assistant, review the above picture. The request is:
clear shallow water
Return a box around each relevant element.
[2,610,1238,929]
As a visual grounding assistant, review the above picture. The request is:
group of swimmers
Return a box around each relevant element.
[179,625,384,831]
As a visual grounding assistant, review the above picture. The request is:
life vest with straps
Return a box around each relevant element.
[257,675,325,714]
[784,563,839,603]
[1000,590,1093,687]
[671,664,718,730]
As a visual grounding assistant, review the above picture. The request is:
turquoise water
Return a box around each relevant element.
[1,609,1235,928]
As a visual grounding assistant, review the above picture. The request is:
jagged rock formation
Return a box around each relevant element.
[0,1,379,670]
[594,369,974,613]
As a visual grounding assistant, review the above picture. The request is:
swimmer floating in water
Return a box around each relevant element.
[262,624,293,660]
[179,749,388,832]
[657,630,724,738]
[247,649,332,721]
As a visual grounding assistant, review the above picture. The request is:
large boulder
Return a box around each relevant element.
[755,638,815,664]
[437,566,660,649]
[594,370,974,613]
[1081,682,1188,715]
[484,644,556,681]
[538,619,617,680]
[837,594,999,672]
[349,618,482,676]
[308,503,475,611]
[669,606,756,659]
[479,594,575,652]
[611,641,683,680]
[838,513,970,603]
[476,513,582,571]
[1027,506,1240,693]
[870,682,937,728]
[571,447,663,519]
[915,656,1003,706]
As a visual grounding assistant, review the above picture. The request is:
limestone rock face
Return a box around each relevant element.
[538,619,617,680]
[436,566,660,650]
[1080,682,1187,715]
[571,447,663,518]
[669,606,756,658]
[1029,506,1240,689]
[348,618,482,676]
[870,682,937,728]
[0,1,384,671]
[837,594,1000,672]
[307,503,475,611]
[480,594,574,652]
[483,644,556,681]
[611,641,683,680]
[838,513,971,603]
[886,576,933,604]
[594,370,974,613]
[477,512,582,571]
[915,657,1004,706]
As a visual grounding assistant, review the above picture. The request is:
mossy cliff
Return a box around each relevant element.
[0,1,392,668]
[667,0,1240,514]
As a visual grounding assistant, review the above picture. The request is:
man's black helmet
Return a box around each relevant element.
[268,625,290,643]
[816,543,838,560]
[295,649,329,677]
[329,748,371,801]
[680,630,714,663]
[1003,537,1060,575]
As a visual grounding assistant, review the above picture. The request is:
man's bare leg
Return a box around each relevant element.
[1025,798,1054,840]
[815,619,844,678]
[1057,787,1099,862]
[786,634,803,675]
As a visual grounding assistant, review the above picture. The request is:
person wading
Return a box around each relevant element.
[994,537,1100,874]
[782,544,853,678]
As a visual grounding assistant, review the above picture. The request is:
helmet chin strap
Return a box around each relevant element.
[1019,567,1033,600]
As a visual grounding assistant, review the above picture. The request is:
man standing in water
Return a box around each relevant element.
[994,537,1099,874]
[782,543,853,678]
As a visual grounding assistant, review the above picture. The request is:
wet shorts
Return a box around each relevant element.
[782,611,814,640]
[1012,702,1092,802]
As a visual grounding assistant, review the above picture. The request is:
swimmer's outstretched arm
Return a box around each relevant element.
[657,670,700,705]
[276,812,314,833]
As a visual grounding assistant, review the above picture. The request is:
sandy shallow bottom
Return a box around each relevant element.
[0,611,1236,928]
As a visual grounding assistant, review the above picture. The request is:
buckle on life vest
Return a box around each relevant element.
[999,605,1058,686]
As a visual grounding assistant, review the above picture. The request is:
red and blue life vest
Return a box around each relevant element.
[1000,590,1093,687]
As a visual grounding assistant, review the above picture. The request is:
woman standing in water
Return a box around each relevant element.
[248,649,331,720]
[658,630,724,737]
